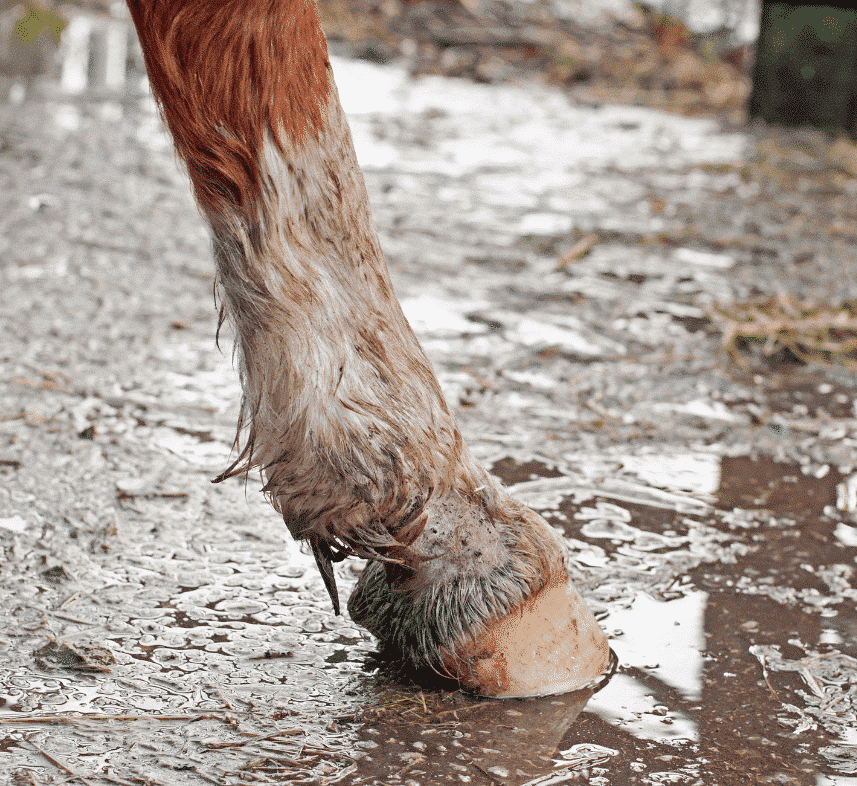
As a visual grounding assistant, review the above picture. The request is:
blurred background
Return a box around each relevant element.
[0,0,756,119]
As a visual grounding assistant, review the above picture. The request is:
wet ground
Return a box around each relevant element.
[2,9,857,786]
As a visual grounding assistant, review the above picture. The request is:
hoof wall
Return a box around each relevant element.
[443,575,612,698]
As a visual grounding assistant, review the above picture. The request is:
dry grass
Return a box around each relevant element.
[710,293,857,368]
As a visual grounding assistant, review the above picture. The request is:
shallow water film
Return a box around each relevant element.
[1,6,857,786]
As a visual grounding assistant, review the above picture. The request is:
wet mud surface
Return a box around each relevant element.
[2,16,857,786]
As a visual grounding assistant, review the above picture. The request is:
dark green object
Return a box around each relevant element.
[749,1,857,134]
[12,1,65,45]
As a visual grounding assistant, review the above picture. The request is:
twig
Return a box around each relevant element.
[250,753,305,767]
[559,232,598,266]
[16,769,39,786]
[472,761,504,784]
[321,762,359,784]
[0,712,225,724]
[189,769,222,785]
[301,745,358,762]
[758,659,780,702]
[11,376,69,392]
[48,612,96,626]
[393,753,426,780]
[57,593,80,611]
[256,747,310,764]
[333,775,372,786]
[25,741,96,786]
[432,700,493,718]
[97,776,142,786]
[205,728,303,749]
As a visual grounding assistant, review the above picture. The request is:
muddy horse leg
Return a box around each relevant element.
[126,0,611,696]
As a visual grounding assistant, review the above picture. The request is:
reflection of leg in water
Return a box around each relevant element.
[345,687,597,783]
[125,0,611,696]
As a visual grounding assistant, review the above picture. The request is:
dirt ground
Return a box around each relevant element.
[1,3,857,785]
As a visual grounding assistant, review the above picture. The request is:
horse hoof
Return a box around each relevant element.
[349,501,612,698]
[442,572,612,698]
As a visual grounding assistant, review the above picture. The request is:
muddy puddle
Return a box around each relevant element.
[2,451,855,785]
[3,5,857,786]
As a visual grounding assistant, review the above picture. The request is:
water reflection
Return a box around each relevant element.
[343,687,597,784]
[590,592,707,742]
[490,453,855,782]
[619,453,722,496]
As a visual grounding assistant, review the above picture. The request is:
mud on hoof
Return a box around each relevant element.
[348,493,612,697]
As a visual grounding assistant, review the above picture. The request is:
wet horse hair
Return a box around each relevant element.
[126,0,570,676]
